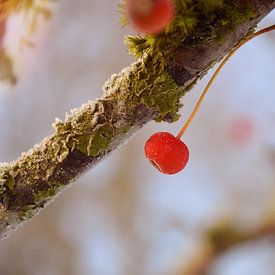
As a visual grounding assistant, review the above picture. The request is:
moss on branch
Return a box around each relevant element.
[125,0,256,59]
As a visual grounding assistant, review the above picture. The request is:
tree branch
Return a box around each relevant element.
[0,0,274,239]
[177,220,275,275]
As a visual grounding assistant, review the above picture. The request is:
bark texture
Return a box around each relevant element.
[0,0,274,239]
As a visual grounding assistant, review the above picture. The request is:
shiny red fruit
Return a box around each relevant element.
[144,132,189,175]
[126,0,175,34]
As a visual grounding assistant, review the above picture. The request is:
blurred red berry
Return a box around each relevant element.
[126,0,175,34]
[144,132,189,175]
[228,115,255,145]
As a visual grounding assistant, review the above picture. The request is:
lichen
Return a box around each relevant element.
[136,69,183,121]
[72,123,114,157]
[104,53,184,123]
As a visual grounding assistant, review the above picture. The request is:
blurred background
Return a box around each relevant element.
[0,0,274,274]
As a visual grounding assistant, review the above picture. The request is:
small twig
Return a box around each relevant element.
[177,220,275,275]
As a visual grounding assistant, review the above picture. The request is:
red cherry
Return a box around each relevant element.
[126,0,175,34]
[144,132,189,175]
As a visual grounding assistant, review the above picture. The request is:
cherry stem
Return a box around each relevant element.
[176,24,275,140]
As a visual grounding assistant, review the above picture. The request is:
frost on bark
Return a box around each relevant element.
[0,0,274,239]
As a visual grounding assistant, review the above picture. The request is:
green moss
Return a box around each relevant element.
[120,125,131,134]
[124,0,257,59]
[5,174,15,192]
[199,0,224,11]
[219,4,255,28]
[216,31,226,44]
[34,183,63,205]
[19,207,37,220]
[126,36,150,59]
[0,170,15,206]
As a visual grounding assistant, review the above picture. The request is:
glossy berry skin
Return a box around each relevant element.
[144,132,189,175]
[126,0,175,34]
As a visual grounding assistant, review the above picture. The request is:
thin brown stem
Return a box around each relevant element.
[177,24,275,139]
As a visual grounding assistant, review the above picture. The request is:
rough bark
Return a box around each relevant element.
[0,0,274,239]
